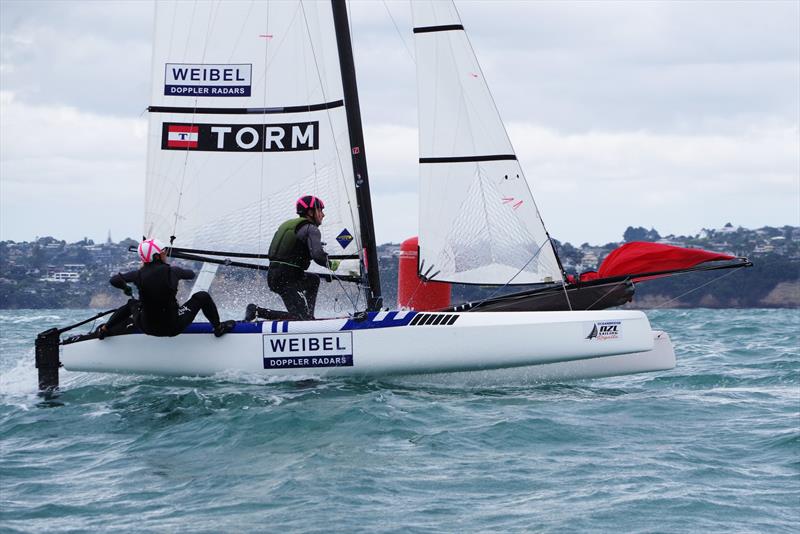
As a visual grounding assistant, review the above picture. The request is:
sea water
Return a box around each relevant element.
[1,309,798,533]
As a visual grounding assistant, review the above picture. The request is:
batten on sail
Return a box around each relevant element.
[144,1,364,278]
[411,1,562,285]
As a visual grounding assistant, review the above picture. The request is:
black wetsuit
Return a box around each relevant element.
[267,219,330,320]
[106,261,222,336]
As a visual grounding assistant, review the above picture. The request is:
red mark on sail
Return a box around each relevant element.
[502,197,515,204]
[259,34,273,39]
[469,73,479,78]
[513,201,523,210]
[166,125,198,148]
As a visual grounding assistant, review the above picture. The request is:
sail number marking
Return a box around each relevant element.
[263,333,353,369]
[161,122,319,152]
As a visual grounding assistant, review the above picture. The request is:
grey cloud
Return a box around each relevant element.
[0,0,797,244]
[1,0,152,116]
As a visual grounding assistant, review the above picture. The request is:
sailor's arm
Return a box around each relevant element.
[171,266,196,281]
[109,270,138,290]
[302,224,329,268]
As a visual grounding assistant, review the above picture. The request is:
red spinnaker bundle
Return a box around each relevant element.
[580,242,735,282]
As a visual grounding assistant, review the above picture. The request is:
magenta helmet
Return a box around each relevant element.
[296,195,325,215]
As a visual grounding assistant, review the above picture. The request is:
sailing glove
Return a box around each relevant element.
[122,285,133,297]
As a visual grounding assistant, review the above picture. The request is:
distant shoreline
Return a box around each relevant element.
[2,225,798,310]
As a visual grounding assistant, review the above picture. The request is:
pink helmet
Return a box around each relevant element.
[296,195,325,215]
[138,238,167,263]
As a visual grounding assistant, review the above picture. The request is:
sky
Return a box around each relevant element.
[1,0,798,246]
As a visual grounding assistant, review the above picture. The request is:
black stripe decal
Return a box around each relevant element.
[420,154,517,164]
[422,314,438,326]
[408,313,463,326]
[148,99,344,115]
[413,24,464,34]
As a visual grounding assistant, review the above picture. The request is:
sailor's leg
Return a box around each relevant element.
[176,291,221,331]
[278,284,313,320]
[268,266,311,320]
[301,273,320,319]
[100,299,137,336]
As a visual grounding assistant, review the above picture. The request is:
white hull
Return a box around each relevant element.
[415,331,675,384]
[60,310,674,381]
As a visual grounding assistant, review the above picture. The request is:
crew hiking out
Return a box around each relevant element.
[98,238,235,338]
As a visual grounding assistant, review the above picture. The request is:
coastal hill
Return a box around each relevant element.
[0,224,797,309]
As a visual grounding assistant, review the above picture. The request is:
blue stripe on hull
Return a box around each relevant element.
[159,312,418,335]
[340,311,417,331]
[182,322,263,334]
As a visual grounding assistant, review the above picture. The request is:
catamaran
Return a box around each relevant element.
[36,0,749,391]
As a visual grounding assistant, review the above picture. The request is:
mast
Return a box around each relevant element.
[331,0,383,311]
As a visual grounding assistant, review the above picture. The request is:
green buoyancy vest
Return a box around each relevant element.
[268,218,312,270]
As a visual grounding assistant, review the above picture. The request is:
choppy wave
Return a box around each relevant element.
[1,308,798,533]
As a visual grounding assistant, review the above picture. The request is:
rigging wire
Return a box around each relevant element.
[413,2,563,293]
[581,263,746,311]
[463,240,550,312]
[446,1,565,286]
[299,0,366,314]
[329,270,362,312]
[172,3,305,231]
[650,267,744,310]
[583,279,632,310]
[171,0,221,243]
[558,267,574,310]
[145,0,181,239]
[256,0,272,287]
[382,0,415,62]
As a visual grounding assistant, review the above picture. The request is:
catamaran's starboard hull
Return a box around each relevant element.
[412,331,674,384]
[60,310,671,380]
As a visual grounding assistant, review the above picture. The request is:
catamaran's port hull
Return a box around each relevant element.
[413,331,675,384]
[60,310,672,380]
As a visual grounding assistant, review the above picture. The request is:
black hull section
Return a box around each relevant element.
[446,281,635,312]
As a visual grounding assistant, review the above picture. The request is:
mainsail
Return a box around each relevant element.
[411,1,563,285]
[145,1,364,279]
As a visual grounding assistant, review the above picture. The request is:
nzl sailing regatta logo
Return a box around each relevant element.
[161,122,319,152]
[164,63,252,97]
[585,320,622,341]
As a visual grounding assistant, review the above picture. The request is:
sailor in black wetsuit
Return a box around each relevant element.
[260,195,339,320]
[99,238,235,338]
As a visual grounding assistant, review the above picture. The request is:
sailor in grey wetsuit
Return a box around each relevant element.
[265,195,339,320]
